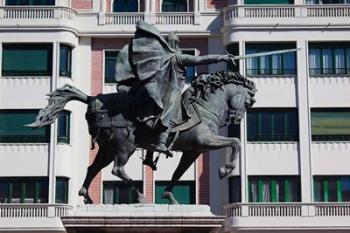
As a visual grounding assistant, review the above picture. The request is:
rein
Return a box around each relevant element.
[194,98,230,128]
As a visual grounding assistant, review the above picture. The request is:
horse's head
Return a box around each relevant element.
[227,85,256,124]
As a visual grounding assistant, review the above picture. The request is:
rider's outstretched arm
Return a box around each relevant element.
[179,54,230,66]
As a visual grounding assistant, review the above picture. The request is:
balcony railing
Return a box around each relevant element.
[105,12,144,25]
[0,6,76,20]
[155,12,194,25]
[224,4,350,22]
[225,202,350,218]
[0,204,72,218]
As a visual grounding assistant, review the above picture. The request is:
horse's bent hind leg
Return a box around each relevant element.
[199,134,240,180]
[112,146,147,204]
[162,152,200,204]
[79,146,113,204]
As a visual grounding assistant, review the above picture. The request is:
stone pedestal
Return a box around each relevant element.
[62,204,224,233]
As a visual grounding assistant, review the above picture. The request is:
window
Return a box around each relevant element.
[227,43,239,73]
[162,0,187,12]
[6,0,55,5]
[57,111,70,144]
[56,177,68,204]
[2,44,52,76]
[155,181,195,204]
[113,0,138,12]
[182,50,196,82]
[247,109,298,141]
[59,45,72,77]
[311,109,350,141]
[249,176,300,202]
[245,0,294,4]
[229,176,241,203]
[314,176,350,202]
[0,110,50,143]
[0,177,48,203]
[309,43,350,76]
[246,43,296,76]
[104,51,119,83]
[103,181,143,204]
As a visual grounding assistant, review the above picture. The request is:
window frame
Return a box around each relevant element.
[111,0,140,12]
[314,176,350,202]
[311,108,350,141]
[57,110,70,144]
[0,177,48,204]
[103,49,120,84]
[2,43,53,77]
[247,108,299,142]
[155,180,195,204]
[55,177,69,204]
[0,109,50,143]
[5,0,55,5]
[248,176,301,203]
[102,180,143,204]
[59,44,72,78]
[309,43,350,76]
[245,43,297,76]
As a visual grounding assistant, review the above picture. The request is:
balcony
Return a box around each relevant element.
[0,6,76,28]
[223,4,350,28]
[224,203,350,231]
[0,204,72,232]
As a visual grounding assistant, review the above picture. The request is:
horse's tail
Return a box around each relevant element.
[26,84,91,128]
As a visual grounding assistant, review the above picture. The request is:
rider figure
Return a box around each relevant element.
[129,21,232,154]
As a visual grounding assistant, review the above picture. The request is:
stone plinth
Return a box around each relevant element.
[62,204,224,233]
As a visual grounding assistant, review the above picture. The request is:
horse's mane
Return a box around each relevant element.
[190,71,257,101]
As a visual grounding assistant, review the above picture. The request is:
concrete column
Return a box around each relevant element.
[194,0,201,25]
[48,41,60,204]
[98,0,106,25]
[145,0,150,12]
[296,39,313,203]
[239,40,247,203]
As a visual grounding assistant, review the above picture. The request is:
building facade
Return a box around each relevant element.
[0,0,350,232]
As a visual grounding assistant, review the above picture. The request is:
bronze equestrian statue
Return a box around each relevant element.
[28,21,297,204]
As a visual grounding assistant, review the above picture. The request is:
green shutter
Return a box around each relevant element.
[271,180,277,202]
[2,44,52,76]
[284,179,290,202]
[324,180,329,202]
[258,179,264,202]
[155,181,195,204]
[0,110,50,143]
[337,179,342,202]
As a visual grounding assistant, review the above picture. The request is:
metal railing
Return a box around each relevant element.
[225,202,350,218]
[0,204,72,218]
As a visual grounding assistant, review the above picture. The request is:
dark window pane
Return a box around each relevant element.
[6,0,55,5]
[328,177,338,202]
[2,44,52,76]
[57,111,70,144]
[245,0,293,3]
[11,182,22,203]
[59,45,72,77]
[56,177,68,204]
[260,112,272,137]
[113,0,138,12]
[247,111,258,140]
[0,110,50,143]
[24,182,35,203]
[0,182,9,203]
[162,0,187,12]
[229,177,241,203]
[103,181,142,204]
[314,177,324,202]
[105,51,119,83]
[341,177,350,202]
[103,184,115,204]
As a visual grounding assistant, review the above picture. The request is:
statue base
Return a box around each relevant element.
[62,204,224,233]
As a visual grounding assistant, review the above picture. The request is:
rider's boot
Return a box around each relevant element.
[152,128,172,158]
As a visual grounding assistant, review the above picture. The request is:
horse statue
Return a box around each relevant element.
[28,71,256,204]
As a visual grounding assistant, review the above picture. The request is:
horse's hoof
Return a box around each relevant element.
[137,195,148,204]
[142,160,157,171]
[162,191,178,205]
[219,167,229,180]
[78,187,87,196]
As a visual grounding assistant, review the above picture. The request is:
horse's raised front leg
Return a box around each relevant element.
[79,146,113,204]
[111,146,147,204]
[199,134,240,180]
[162,152,200,204]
